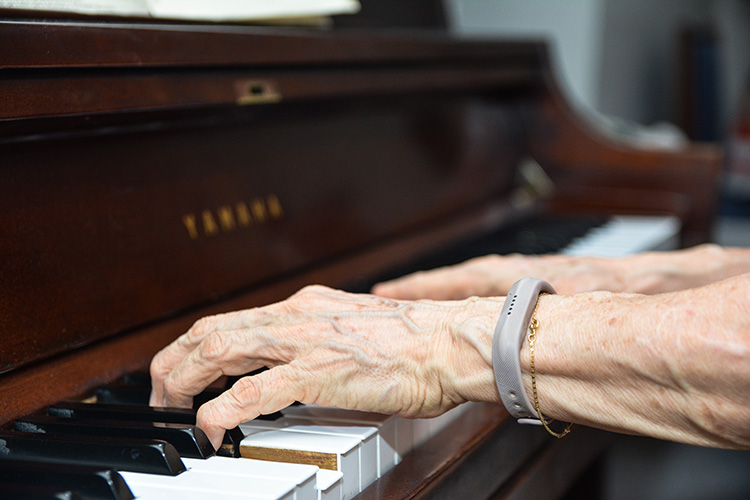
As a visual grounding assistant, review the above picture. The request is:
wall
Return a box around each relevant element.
[597,0,708,125]
[444,0,605,112]
[446,0,750,135]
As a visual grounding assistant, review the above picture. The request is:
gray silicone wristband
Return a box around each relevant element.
[492,277,556,425]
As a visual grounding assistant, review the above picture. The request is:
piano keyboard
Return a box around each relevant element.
[0,394,469,500]
[0,215,680,500]
[561,215,680,257]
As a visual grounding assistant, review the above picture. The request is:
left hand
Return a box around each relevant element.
[149,285,502,449]
[372,254,624,300]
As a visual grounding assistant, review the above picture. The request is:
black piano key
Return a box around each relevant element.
[2,483,83,500]
[48,402,244,458]
[14,414,215,459]
[96,384,225,409]
[345,214,611,293]
[0,459,134,500]
[49,401,197,423]
[120,370,229,391]
[95,385,151,406]
[0,431,186,476]
[120,372,152,386]
[99,372,284,418]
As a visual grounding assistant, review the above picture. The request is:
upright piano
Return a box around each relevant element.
[0,14,722,500]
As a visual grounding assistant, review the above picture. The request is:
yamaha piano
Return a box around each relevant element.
[0,14,722,500]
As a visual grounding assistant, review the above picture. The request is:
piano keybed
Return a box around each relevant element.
[0,214,681,500]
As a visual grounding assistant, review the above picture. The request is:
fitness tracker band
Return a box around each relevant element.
[492,277,556,425]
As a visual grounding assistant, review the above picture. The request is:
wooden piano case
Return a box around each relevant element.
[0,17,722,500]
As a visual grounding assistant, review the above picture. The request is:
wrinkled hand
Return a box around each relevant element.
[150,285,502,449]
[372,254,625,300]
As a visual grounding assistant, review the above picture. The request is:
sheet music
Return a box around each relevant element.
[149,0,360,21]
[0,0,360,21]
[0,0,147,16]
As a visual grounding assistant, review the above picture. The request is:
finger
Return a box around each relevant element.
[150,333,200,406]
[372,267,474,300]
[161,325,305,407]
[372,270,441,299]
[197,365,304,450]
[150,308,283,406]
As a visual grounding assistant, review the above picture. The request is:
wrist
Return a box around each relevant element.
[437,296,506,406]
[492,278,557,423]
[518,292,565,419]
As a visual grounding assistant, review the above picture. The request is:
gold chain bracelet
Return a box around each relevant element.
[528,294,572,439]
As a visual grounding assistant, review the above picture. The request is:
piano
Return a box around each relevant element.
[0,13,722,500]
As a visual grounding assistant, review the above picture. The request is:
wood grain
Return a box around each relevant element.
[240,445,339,471]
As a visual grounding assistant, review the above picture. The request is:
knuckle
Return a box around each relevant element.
[187,316,214,343]
[198,331,230,362]
[230,376,263,404]
[296,284,327,297]
[477,254,502,265]
[149,352,165,376]
[284,284,334,312]
[161,372,182,398]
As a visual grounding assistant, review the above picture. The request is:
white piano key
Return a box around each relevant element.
[239,417,293,433]
[241,418,377,489]
[283,421,376,491]
[410,405,468,448]
[121,469,296,500]
[240,430,361,500]
[316,469,343,500]
[182,456,318,500]
[279,407,399,472]
[411,416,436,447]
[133,485,255,500]
[562,216,680,257]
[393,417,414,460]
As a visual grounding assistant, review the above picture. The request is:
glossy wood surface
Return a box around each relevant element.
[0,18,541,69]
[0,17,721,500]
[0,95,528,373]
[525,53,722,248]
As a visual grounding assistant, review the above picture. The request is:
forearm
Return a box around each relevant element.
[152,273,750,450]
[518,274,750,448]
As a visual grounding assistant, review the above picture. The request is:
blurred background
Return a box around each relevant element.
[339,0,750,247]
[446,0,750,250]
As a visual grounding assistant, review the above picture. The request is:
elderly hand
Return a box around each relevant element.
[372,253,625,300]
[372,245,745,300]
[150,285,502,449]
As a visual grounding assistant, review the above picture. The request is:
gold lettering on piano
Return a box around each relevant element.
[251,198,267,223]
[182,214,199,240]
[202,210,220,236]
[182,194,284,240]
[236,202,253,227]
[268,194,284,219]
[217,205,236,231]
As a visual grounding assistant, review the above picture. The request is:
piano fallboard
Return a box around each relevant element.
[0,19,558,376]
